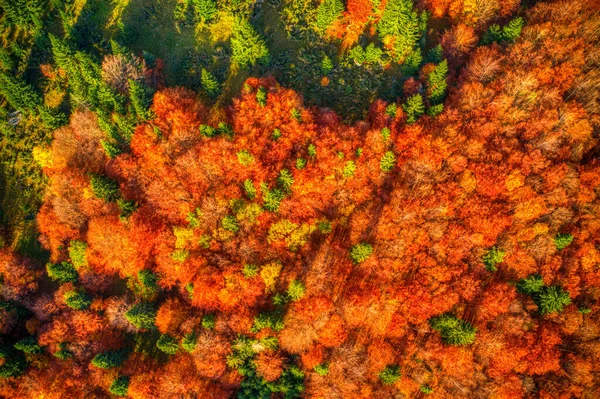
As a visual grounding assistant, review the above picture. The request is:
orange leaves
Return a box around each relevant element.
[317,314,348,348]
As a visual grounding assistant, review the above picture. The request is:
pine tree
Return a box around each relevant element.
[502,17,524,42]
[316,0,344,32]
[321,55,334,74]
[156,334,179,354]
[201,68,221,99]
[377,0,422,62]
[90,174,120,202]
[231,19,270,68]
[91,349,128,369]
[64,289,92,310]
[379,365,401,385]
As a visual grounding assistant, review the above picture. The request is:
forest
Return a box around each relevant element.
[0,0,599,397]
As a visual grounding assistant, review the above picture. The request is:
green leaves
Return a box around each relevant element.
[201,68,221,99]
[182,332,198,353]
[221,215,240,233]
[481,17,525,45]
[256,86,268,106]
[517,274,544,295]
[314,363,329,376]
[350,243,373,264]
[91,349,128,369]
[554,233,573,251]
[64,289,92,310]
[231,19,270,68]
[46,262,78,284]
[156,334,179,355]
[536,286,571,315]
[286,280,306,301]
[316,0,344,31]
[109,375,130,397]
[380,151,396,173]
[14,336,42,354]
[125,303,156,330]
[90,174,120,202]
[429,314,477,346]
[482,247,505,272]
[379,365,401,385]
[402,93,425,124]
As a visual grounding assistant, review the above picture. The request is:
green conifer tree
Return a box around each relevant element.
[231,19,270,68]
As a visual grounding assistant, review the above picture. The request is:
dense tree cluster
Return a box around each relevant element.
[0,0,600,398]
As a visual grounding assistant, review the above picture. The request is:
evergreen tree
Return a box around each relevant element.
[535,286,571,315]
[427,59,448,104]
[14,336,42,354]
[379,365,401,385]
[380,151,396,172]
[46,261,78,284]
[125,303,156,329]
[377,0,423,62]
[193,0,217,23]
[400,48,422,76]
[350,243,373,264]
[402,93,424,123]
[231,19,270,68]
[90,174,120,202]
[64,289,92,310]
[128,79,154,121]
[501,17,524,42]
[91,349,128,369]
[109,375,130,397]
[429,314,476,345]
[156,334,179,354]
[321,55,334,74]
[182,332,198,352]
[0,74,42,112]
[316,0,344,32]
[201,68,221,99]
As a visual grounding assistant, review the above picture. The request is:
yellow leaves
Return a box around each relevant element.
[565,119,593,144]
[236,203,262,225]
[506,170,525,192]
[267,219,316,251]
[514,198,548,222]
[173,227,194,249]
[533,223,549,236]
[460,170,477,193]
[33,146,53,168]
[260,262,282,293]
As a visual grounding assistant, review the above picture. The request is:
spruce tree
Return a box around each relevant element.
[128,79,154,121]
[316,0,344,32]
[109,375,130,397]
[0,73,42,112]
[193,0,217,23]
[427,59,448,104]
[402,93,424,124]
[201,68,220,99]
[429,314,476,345]
[231,19,269,68]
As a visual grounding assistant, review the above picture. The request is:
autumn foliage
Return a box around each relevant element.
[1,0,600,398]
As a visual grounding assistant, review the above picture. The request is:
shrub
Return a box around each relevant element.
[554,233,573,251]
[109,375,130,396]
[350,243,373,264]
[64,290,92,310]
[379,365,401,385]
[380,151,396,172]
[156,334,179,355]
[90,174,120,202]
[429,314,477,345]
[483,247,505,271]
[46,262,78,284]
[125,303,156,329]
